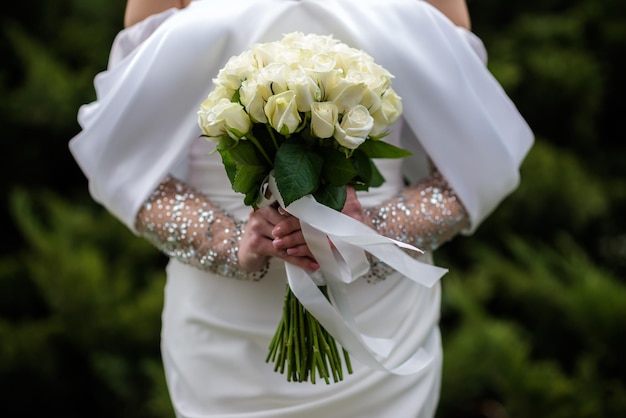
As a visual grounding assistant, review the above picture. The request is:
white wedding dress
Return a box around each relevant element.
[161,134,443,417]
[69,1,533,416]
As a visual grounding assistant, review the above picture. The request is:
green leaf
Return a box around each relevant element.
[368,159,385,188]
[321,148,359,187]
[313,184,347,211]
[218,149,238,186]
[216,136,237,152]
[359,138,413,159]
[244,188,260,208]
[226,140,270,195]
[353,149,372,189]
[251,124,283,161]
[229,140,266,166]
[274,139,324,206]
[233,165,267,195]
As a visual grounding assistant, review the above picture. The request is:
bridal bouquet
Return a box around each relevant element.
[198,32,410,383]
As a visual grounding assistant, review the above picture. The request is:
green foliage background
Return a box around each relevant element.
[1,0,624,416]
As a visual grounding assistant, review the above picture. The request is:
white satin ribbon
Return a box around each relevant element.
[260,174,447,374]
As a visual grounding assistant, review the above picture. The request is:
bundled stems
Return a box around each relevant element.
[266,284,353,384]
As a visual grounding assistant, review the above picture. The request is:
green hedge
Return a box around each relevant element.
[1,0,625,416]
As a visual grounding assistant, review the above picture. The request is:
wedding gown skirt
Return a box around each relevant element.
[160,135,443,418]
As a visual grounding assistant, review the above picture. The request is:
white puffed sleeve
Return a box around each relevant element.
[456,27,488,64]
[108,8,179,69]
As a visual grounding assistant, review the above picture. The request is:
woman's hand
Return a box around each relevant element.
[239,205,320,272]
[341,185,365,223]
[240,185,366,272]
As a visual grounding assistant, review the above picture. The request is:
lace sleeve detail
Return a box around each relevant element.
[135,176,268,281]
[362,170,469,283]
[365,170,469,251]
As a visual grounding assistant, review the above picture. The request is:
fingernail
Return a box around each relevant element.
[309,262,320,271]
[272,226,282,237]
[273,239,283,249]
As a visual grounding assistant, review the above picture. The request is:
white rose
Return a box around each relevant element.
[220,101,253,139]
[239,78,270,123]
[346,67,390,96]
[198,91,224,140]
[327,78,367,114]
[334,105,374,149]
[306,52,337,72]
[275,47,308,69]
[251,41,283,67]
[303,53,340,96]
[370,88,403,136]
[198,98,251,140]
[333,46,372,73]
[360,88,382,114]
[287,68,322,112]
[214,51,257,91]
[304,33,339,54]
[265,90,302,135]
[213,69,241,92]
[279,32,307,49]
[259,62,289,94]
[310,102,338,139]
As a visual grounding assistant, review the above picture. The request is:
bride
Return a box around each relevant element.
[70,1,533,416]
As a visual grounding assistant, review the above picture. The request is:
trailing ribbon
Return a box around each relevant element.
[260,173,448,374]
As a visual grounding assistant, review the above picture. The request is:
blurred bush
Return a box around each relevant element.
[438,235,626,418]
[1,0,625,416]
[0,190,172,417]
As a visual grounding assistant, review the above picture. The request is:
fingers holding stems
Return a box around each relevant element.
[271,207,319,268]
[240,187,366,274]
[239,205,320,272]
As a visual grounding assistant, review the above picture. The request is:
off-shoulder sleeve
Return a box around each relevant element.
[108,8,179,69]
[69,0,532,235]
[69,3,244,233]
[456,27,488,64]
[381,4,533,233]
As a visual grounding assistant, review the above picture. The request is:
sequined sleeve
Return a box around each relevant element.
[361,170,469,282]
[135,176,268,281]
[365,170,469,252]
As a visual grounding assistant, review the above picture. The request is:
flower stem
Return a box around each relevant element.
[286,294,296,381]
[297,294,307,381]
[343,347,353,375]
[245,132,273,165]
[311,316,329,384]
[266,284,353,384]
[265,123,280,151]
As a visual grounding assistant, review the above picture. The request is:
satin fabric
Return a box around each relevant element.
[69,1,533,416]
[70,0,532,234]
